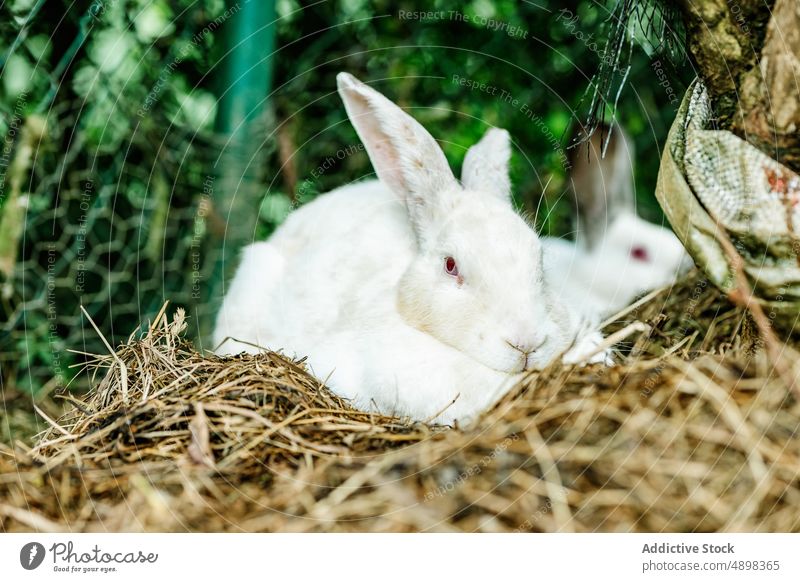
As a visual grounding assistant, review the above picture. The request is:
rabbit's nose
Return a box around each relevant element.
[506,335,548,355]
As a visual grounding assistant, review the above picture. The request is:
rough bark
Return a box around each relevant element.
[735,0,800,172]
[679,0,799,173]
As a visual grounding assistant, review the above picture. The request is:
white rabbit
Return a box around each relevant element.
[213,73,607,425]
[541,123,691,320]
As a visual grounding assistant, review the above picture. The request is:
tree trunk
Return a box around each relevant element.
[679,0,800,173]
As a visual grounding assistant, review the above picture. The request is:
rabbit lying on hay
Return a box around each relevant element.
[214,74,686,424]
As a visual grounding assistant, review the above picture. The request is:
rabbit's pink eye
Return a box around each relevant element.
[631,246,650,262]
[444,256,459,277]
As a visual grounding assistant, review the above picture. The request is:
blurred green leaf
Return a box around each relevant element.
[3,53,32,96]
[259,193,293,225]
[134,3,176,42]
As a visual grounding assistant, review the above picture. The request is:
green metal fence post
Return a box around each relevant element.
[204,0,276,344]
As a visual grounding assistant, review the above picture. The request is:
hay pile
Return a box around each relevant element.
[2,274,800,532]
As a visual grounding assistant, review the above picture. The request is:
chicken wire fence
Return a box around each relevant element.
[0,101,239,395]
[0,0,282,394]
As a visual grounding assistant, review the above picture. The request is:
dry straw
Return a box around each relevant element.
[1,273,799,532]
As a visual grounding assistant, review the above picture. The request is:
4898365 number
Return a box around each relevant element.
[729,560,780,571]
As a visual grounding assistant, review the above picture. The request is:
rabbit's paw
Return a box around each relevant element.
[562,331,613,366]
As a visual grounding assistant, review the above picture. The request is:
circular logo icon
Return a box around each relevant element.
[19,542,46,570]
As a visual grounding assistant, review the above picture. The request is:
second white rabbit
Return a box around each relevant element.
[542,124,691,320]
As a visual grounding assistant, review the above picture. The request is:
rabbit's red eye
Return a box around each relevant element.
[631,246,650,262]
[444,256,459,277]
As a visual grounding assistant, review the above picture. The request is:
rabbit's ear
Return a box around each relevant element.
[567,123,636,248]
[461,127,512,203]
[337,73,458,235]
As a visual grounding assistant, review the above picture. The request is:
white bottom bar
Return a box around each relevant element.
[1,533,798,581]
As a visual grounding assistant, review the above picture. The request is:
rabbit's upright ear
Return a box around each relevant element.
[337,73,458,236]
[461,127,512,203]
[567,123,636,248]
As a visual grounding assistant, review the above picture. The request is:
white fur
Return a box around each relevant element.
[214,73,605,425]
[542,214,689,319]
